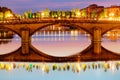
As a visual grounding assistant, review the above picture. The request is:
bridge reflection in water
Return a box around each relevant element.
[32,30,91,57]
[0,30,21,55]
[0,61,120,80]
[102,29,120,54]
[0,27,120,61]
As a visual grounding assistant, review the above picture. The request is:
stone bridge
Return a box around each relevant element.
[0,18,120,62]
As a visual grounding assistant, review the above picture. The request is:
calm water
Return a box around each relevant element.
[32,30,91,56]
[0,29,120,80]
[0,61,120,80]
[0,34,21,55]
[0,29,120,55]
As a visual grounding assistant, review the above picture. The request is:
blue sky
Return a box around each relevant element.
[1,0,120,14]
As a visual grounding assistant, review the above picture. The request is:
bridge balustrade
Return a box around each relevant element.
[1,18,120,25]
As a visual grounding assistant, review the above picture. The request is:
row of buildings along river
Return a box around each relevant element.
[0,4,120,20]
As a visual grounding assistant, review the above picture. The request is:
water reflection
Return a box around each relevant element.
[102,29,120,53]
[0,34,21,55]
[0,61,120,80]
[0,30,14,45]
[0,29,14,39]
[0,39,12,44]
[32,30,91,57]
[0,61,120,73]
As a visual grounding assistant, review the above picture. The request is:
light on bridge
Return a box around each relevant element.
[109,13,115,17]
[108,17,113,20]
[58,17,61,20]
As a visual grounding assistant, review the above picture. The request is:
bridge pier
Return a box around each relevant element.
[21,27,30,55]
[0,32,7,38]
[93,27,101,54]
[0,32,4,38]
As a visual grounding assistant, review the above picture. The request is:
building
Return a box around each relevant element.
[86,4,104,19]
[0,6,15,20]
[107,5,120,18]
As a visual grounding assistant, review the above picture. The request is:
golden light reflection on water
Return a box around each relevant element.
[32,30,91,57]
[102,29,120,53]
[0,61,119,74]
[1,29,120,56]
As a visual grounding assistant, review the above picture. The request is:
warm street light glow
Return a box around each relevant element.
[75,12,81,17]
[58,17,61,19]
[109,13,114,17]
[108,17,113,20]
[77,12,80,16]
[105,15,108,18]
[6,13,13,18]
[41,12,45,17]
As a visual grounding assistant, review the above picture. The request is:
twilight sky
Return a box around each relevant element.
[0,0,120,14]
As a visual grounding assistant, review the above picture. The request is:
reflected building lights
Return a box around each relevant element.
[104,30,120,41]
[47,31,50,36]
[0,61,120,74]
[58,31,61,36]
[76,62,81,73]
[70,30,74,36]
[28,29,91,56]
[50,31,52,36]
[109,62,115,74]
[65,31,68,36]
[74,30,78,36]
[43,31,46,36]
[54,31,56,36]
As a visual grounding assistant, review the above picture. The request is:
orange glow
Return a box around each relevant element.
[41,12,45,16]
[109,13,114,17]
[6,13,13,18]
[76,12,81,17]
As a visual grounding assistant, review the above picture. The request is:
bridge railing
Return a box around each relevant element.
[0,18,120,24]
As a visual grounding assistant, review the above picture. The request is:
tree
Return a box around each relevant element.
[0,12,3,20]
[4,10,12,19]
[50,11,57,18]
[91,11,96,19]
[42,8,50,18]
[35,12,41,18]
[50,11,54,18]
[57,10,62,18]
[71,8,76,18]
[74,8,80,17]
[65,11,71,18]
[0,7,14,19]
[28,9,33,18]
[99,9,108,19]
[61,11,65,18]
[81,9,87,18]
[24,10,29,18]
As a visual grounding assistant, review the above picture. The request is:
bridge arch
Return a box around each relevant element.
[31,23,92,57]
[102,26,120,55]
[0,25,21,37]
[102,26,120,36]
[30,23,92,36]
[0,26,21,56]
